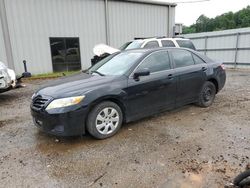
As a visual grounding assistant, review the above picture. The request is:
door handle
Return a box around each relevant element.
[202,67,207,71]
[168,74,174,79]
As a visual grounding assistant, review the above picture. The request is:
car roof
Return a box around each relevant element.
[123,47,194,53]
[132,37,190,42]
[119,47,197,58]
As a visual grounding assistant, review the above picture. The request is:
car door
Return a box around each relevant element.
[125,50,177,120]
[169,49,208,106]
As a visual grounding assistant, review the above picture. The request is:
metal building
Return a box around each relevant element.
[0,0,176,74]
[183,27,250,68]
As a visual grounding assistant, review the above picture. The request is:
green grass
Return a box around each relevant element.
[30,71,80,79]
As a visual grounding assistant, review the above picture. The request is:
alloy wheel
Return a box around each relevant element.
[95,107,120,135]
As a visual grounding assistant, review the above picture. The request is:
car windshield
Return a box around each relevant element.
[120,40,144,50]
[88,52,143,76]
[176,40,196,50]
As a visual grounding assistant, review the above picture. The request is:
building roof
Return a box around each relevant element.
[113,0,177,7]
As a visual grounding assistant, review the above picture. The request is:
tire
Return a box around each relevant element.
[233,169,250,187]
[197,81,216,107]
[86,101,123,139]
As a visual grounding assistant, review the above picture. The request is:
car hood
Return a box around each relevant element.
[37,72,117,98]
[93,44,120,56]
[0,61,7,70]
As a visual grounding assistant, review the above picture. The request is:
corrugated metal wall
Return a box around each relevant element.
[2,0,175,74]
[108,1,171,47]
[183,27,250,67]
[4,0,107,74]
[0,14,7,65]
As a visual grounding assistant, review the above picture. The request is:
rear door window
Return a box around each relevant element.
[137,51,171,73]
[171,49,195,68]
[143,41,159,49]
[162,40,176,47]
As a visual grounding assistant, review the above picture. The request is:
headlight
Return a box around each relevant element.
[46,96,85,110]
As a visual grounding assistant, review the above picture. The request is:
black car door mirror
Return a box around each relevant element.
[133,69,150,80]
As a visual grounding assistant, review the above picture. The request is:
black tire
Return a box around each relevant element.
[197,81,216,107]
[86,101,123,139]
[233,170,250,187]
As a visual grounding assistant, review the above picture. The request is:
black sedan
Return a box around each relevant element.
[31,48,226,139]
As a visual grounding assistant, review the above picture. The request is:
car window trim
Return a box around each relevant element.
[173,63,206,71]
[129,50,173,78]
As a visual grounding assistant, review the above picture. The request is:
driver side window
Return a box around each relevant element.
[137,51,171,73]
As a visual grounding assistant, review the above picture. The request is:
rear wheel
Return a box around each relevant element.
[86,101,123,139]
[197,81,216,107]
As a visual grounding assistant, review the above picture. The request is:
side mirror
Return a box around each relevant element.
[133,69,150,80]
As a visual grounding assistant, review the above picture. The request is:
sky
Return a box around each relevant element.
[164,0,250,26]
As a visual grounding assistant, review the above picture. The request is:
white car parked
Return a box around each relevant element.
[119,37,196,50]
[0,61,22,93]
[91,37,196,65]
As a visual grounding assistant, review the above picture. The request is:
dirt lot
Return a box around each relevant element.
[0,70,249,188]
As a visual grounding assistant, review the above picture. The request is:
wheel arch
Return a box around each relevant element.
[207,78,219,93]
[86,96,127,123]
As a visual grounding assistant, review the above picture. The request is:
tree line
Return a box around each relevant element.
[183,5,250,34]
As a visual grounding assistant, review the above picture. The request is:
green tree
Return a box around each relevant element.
[195,15,210,32]
[182,5,250,34]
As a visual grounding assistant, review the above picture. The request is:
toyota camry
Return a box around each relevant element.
[31,48,226,139]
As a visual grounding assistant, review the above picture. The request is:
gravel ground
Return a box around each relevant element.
[0,70,249,188]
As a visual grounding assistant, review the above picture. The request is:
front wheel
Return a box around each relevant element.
[86,101,123,139]
[197,81,216,107]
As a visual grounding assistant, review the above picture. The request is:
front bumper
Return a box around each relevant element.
[31,107,88,136]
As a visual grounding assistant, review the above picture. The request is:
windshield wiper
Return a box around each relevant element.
[91,70,105,76]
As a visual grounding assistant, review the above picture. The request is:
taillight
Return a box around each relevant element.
[220,64,226,70]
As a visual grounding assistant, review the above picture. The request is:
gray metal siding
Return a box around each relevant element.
[5,0,106,74]
[3,0,175,74]
[168,5,175,37]
[183,27,250,67]
[108,1,171,47]
[207,36,236,49]
[0,17,7,65]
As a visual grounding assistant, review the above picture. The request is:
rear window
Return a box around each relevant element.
[162,40,176,47]
[176,40,196,50]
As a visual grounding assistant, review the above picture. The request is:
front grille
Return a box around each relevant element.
[32,95,50,110]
